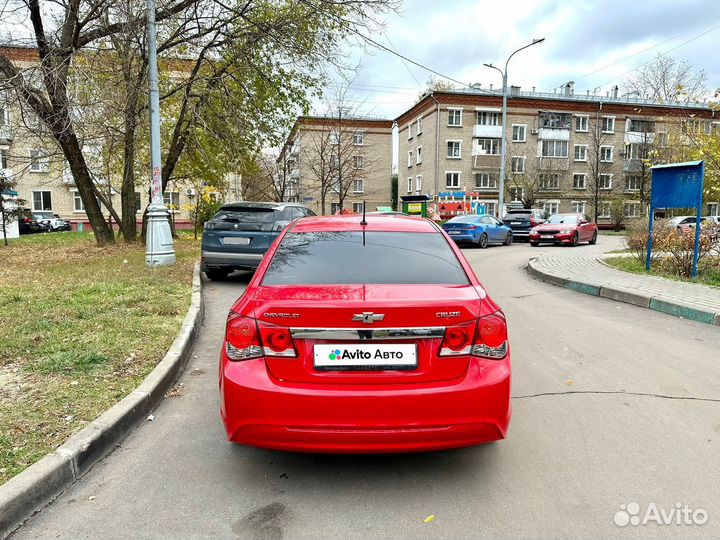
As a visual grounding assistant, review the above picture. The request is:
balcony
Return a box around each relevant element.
[537,128,569,141]
[624,132,655,144]
[623,159,643,173]
[473,124,502,138]
[0,125,13,143]
[539,157,569,170]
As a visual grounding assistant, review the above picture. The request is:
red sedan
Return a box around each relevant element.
[529,213,598,247]
[219,215,511,453]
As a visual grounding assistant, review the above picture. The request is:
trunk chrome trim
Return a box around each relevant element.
[289,327,445,340]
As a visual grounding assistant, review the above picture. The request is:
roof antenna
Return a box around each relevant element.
[360,200,367,226]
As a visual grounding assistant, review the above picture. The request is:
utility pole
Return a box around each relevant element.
[484,37,545,219]
[145,0,176,267]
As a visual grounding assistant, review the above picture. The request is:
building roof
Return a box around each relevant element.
[395,87,718,125]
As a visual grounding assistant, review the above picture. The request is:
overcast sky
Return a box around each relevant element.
[316,0,720,120]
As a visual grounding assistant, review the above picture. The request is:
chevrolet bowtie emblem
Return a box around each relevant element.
[352,312,385,324]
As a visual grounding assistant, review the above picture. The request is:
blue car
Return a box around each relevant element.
[442,214,513,248]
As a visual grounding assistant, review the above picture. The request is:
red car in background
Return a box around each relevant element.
[529,213,598,247]
[219,215,512,453]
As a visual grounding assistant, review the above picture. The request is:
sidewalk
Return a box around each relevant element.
[527,252,720,326]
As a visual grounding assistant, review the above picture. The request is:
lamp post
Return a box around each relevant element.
[484,38,545,219]
[145,0,176,267]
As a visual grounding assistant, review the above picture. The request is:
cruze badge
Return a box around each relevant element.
[352,312,385,324]
[436,311,461,318]
[264,313,300,319]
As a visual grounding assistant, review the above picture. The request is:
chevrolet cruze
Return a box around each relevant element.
[219,214,511,453]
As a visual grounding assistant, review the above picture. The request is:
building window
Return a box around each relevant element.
[475,173,497,190]
[480,200,497,216]
[416,117,423,135]
[574,144,587,162]
[448,109,463,127]
[415,175,422,192]
[628,119,655,133]
[353,155,364,169]
[539,112,571,129]
[407,177,413,193]
[571,200,586,213]
[511,156,525,173]
[73,191,85,212]
[353,131,364,145]
[0,103,8,126]
[477,111,499,126]
[541,140,568,158]
[445,171,460,189]
[416,146,422,164]
[0,148,8,169]
[447,140,462,158]
[330,202,340,215]
[353,179,364,193]
[475,138,500,155]
[575,115,588,132]
[163,191,180,210]
[407,150,413,168]
[599,174,613,190]
[32,190,52,211]
[329,130,340,144]
[542,200,560,215]
[707,202,718,215]
[352,202,364,214]
[598,201,611,218]
[511,124,526,142]
[600,146,613,162]
[624,202,641,218]
[625,143,649,160]
[601,116,615,133]
[656,132,668,146]
[330,178,340,193]
[540,173,560,191]
[509,187,524,202]
[29,149,49,172]
[135,191,142,213]
[407,123,412,140]
[625,176,641,192]
[572,173,587,190]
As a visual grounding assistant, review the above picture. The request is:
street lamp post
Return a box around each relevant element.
[145,0,176,267]
[484,38,545,219]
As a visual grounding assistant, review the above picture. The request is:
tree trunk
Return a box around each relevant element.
[120,122,138,242]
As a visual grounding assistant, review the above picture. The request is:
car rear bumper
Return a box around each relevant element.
[220,353,512,453]
[201,250,264,270]
[445,233,476,242]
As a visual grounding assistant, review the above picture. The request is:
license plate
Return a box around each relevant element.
[448,230,461,235]
[314,344,417,370]
[222,237,250,245]
[510,221,521,225]
[541,234,553,239]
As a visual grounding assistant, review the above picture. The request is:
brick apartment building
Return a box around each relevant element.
[0,46,198,230]
[396,84,719,221]
[278,116,393,215]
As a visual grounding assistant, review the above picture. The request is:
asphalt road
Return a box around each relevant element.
[12,236,720,540]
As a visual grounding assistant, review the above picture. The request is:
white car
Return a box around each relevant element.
[666,216,699,230]
[704,216,720,226]
[33,211,71,231]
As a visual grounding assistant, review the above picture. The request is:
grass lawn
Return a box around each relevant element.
[604,255,720,288]
[0,232,198,484]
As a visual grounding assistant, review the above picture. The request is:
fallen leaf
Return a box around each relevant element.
[423,515,435,523]
[566,379,573,386]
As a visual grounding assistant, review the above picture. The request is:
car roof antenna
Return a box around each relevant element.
[360,200,367,226]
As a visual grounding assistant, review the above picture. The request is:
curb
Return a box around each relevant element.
[527,257,720,326]
[0,263,204,540]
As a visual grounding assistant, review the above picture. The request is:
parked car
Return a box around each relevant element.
[529,213,598,246]
[666,216,698,230]
[219,214,511,452]
[33,211,71,232]
[18,208,43,235]
[442,214,513,248]
[501,208,549,240]
[201,202,315,280]
[705,216,720,226]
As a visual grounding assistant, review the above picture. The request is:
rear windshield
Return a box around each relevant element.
[505,210,531,216]
[262,231,469,286]
[447,216,478,223]
[212,207,278,223]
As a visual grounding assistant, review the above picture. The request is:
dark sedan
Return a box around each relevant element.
[201,202,315,280]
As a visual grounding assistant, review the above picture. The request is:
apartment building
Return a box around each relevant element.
[0,46,197,229]
[278,116,393,215]
[396,84,719,221]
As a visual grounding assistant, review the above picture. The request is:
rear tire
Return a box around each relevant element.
[530,241,539,247]
[205,269,230,281]
[589,231,597,245]
[478,233,489,249]
[504,232,513,246]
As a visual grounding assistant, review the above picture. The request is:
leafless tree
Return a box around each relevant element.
[586,113,615,222]
[622,55,707,104]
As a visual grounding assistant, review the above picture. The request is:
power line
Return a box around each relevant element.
[381,29,423,89]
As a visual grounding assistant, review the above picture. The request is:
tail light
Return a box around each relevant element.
[439,313,508,360]
[225,313,297,361]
